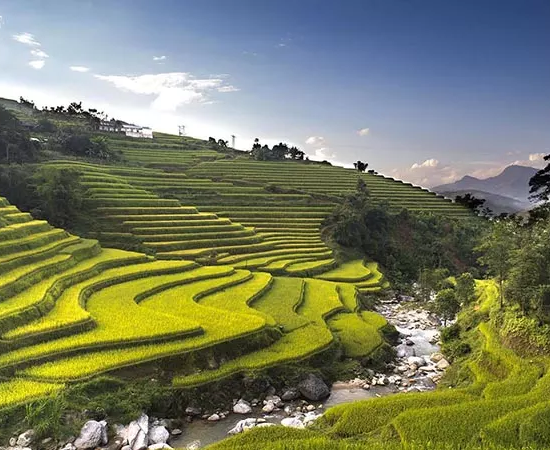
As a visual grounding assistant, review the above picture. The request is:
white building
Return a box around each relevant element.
[98,120,153,139]
[122,124,153,139]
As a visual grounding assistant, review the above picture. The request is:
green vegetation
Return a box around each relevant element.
[5,109,547,450]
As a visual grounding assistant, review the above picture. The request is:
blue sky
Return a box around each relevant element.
[0,0,549,186]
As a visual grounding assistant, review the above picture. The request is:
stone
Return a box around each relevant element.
[121,446,132,450]
[298,374,330,401]
[17,430,35,448]
[148,426,169,445]
[127,414,149,450]
[284,405,293,415]
[262,401,276,414]
[265,395,284,408]
[185,406,202,417]
[436,358,450,370]
[306,405,316,412]
[281,388,300,402]
[9,438,16,447]
[280,417,305,429]
[405,338,415,346]
[233,399,252,415]
[100,420,109,446]
[107,437,125,450]
[61,444,77,450]
[430,353,444,363]
[207,414,220,422]
[228,418,265,435]
[185,442,200,450]
[75,421,105,449]
[303,412,321,426]
[147,444,173,450]
[407,356,425,367]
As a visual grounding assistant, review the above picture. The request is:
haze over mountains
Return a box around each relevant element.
[433,165,539,214]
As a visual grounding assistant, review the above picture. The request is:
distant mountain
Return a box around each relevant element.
[437,189,531,215]
[433,165,539,203]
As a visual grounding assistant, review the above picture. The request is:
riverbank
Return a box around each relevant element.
[172,297,449,449]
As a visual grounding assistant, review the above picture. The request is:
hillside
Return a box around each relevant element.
[0,194,389,410]
[433,165,538,202]
[211,280,550,450]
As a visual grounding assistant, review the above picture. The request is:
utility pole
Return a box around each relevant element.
[178,125,186,152]
[231,134,236,149]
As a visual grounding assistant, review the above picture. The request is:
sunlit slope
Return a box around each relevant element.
[210,281,550,450]
[0,197,387,410]
[43,160,339,274]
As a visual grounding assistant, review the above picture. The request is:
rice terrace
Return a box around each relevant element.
[1,1,550,449]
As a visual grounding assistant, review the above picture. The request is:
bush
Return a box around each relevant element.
[441,323,461,343]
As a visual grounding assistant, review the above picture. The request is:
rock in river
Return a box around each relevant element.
[298,374,330,401]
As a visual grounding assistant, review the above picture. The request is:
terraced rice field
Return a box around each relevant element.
[0,133,472,410]
[211,281,550,450]
[0,196,387,409]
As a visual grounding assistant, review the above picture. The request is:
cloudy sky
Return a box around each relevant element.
[1,0,549,187]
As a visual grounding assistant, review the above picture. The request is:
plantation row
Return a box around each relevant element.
[212,281,550,450]
[0,197,388,410]
[43,160,340,273]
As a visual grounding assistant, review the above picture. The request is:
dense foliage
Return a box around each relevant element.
[322,181,486,285]
[0,165,86,230]
[251,138,305,161]
[0,107,40,164]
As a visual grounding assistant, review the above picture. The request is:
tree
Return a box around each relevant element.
[355,161,368,172]
[476,221,515,308]
[455,193,486,213]
[217,139,228,148]
[33,167,85,229]
[0,107,40,163]
[435,288,460,326]
[529,154,550,202]
[455,272,476,305]
[36,118,57,133]
[252,138,261,151]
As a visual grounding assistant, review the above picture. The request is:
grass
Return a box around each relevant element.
[0,379,65,410]
[0,248,147,335]
[198,272,276,326]
[316,260,372,283]
[328,312,383,357]
[298,279,344,325]
[252,278,308,332]
[173,323,333,388]
[0,262,213,368]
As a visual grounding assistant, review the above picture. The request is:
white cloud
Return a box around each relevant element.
[0,16,4,28]
[153,55,166,61]
[305,136,326,147]
[314,147,335,160]
[217,85,240,93]
[29,60,45,70]
[529,153,546,162]
[357,127,370,136]
[70,66,90,73]
[30,49,48,59]
[13,32,41,46]
[94,72,238,111]
[411,158,439,170]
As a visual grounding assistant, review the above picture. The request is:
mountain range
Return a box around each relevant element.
[432,165,540,214]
